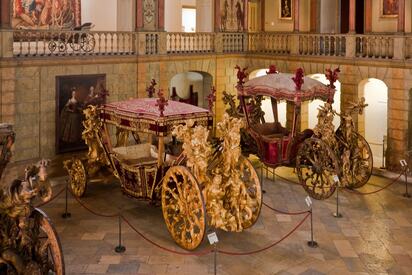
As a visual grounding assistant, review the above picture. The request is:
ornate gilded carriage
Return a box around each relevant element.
[65,95,262,250]
[236,67,373,200]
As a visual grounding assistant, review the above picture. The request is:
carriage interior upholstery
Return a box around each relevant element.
[112,143,157,166]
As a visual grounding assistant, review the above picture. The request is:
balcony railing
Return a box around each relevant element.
[355,34,394,59]
[249,32,290,54]
[167,32,214,54]
[1,30,411,62]
[298,34,346,57]
[12,30,137,57]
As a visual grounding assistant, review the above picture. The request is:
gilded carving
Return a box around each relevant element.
[0,160,64,274]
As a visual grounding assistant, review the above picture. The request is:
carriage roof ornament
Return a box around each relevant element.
[235,65,248,89]
[146,79,157,98]
[292,68,304,91]
[325,67,340,89]
[156,89,168,117]
[266,64,279,74]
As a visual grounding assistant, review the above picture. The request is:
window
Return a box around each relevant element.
[182,7,196,32]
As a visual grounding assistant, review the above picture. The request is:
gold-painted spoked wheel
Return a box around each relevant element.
[161,166,206,250]
[66,159,87,197]
[296,138,340,200]
[33,208,65,275]
[238,156,262,229]
[337,131,373,189]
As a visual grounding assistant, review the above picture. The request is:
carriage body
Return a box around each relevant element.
[99,98,213,200]
[238,73,334,168]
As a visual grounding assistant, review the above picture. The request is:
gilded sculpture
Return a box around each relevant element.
[314,97,372,188]
[0,160,64,274]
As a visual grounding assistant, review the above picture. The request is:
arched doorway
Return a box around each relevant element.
[307,74,341,130]
[359,78,388,168]
[249,69,287,126]
[170,71,213,108]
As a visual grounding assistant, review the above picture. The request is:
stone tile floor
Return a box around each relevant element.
[2,162,412,275]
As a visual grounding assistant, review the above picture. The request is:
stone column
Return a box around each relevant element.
[293,0,299,32]
[398,0,405,33]
[260,0,265,31]
[136,0,144,31]
[349,0,355,33]
[214,0,221,32]
[310,0,317,32]
[365,0,372,33]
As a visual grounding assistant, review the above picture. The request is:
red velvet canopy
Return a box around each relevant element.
[100,98,213,136]
[238,73,335,103]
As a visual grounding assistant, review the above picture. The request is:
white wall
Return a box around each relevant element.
[81,0,117,31]
[165,0,183,32]
[81,0,133,31]
[320,0,338,33]
[117,0,134,31]
[196,0,213,32]
[371,0,397,32]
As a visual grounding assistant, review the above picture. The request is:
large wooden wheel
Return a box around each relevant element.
[65,158,87,197]
[336,131,373,189]
[296,138,340,200]
[161,166,206,250]
[33,208,65,275]
[238,156,262,229]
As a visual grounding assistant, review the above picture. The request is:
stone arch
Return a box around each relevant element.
[358,78,388,168]
[169,71,213,108]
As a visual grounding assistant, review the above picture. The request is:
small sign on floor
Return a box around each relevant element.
[207,232,219,245]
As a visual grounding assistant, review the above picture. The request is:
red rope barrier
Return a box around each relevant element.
[121,215,213,256]
[69,189,119,218]
[344,172,403,195]
[35,185,66,208]
[263,201,310,216]
[218,212,311,256]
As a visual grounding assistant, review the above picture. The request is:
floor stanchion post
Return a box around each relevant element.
[307,207,318,248]
[403,166,411,198]
[332,175,342,218]
[115,215,126,253]
[261,163,266,194]
[214,243,217,275]
[61,182,71,219]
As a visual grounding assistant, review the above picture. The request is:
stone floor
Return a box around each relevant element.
[2,161,412,275]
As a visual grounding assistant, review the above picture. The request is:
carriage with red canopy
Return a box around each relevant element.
[235,67,373,200]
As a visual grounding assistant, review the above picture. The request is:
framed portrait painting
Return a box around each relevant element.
[381,0,398,18]
[56,74,106,154]
[279,0,292,20]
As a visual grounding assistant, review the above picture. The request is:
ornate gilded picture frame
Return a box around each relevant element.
[56,74,106,154]
[381,0,398,18]
[279,0,292,20]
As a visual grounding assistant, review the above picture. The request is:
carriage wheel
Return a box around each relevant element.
[161,166,206,250]
[338,131,373,189]
[48,41,57,53]
[65,158,87,197]
[33,208,65,275]
[296,138,340,200]
[81,34,96,52]
[238,156,262,229]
